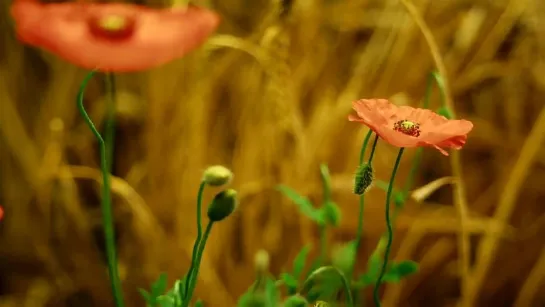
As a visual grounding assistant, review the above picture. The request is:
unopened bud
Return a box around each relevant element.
[353,163,373,195]
[203,165,233,187]
[207,189,238,222]
[254,249,270,273]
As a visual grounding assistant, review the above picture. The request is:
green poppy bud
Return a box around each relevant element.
[203,165,233,187]
[353,163,373,195]
[207,189,238,222]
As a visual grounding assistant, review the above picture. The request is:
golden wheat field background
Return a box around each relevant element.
[1,0,545,306]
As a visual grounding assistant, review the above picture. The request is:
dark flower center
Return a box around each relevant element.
[89,15,136,40]
[393,120,421,137]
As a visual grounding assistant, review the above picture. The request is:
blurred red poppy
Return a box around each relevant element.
[0,205,3,222]
[10,0,220,72]
[349,99,473,156]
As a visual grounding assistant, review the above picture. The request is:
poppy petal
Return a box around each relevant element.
[11,1,221,72]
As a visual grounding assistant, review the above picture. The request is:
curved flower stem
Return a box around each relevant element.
[183,221,215,307]
[367,134,379,164]
[358,130,374,165]
[77,71,125,307]
[104,73,117,173]
[184,181,207,297]
[373,148,405,307]
[302,266,354,307]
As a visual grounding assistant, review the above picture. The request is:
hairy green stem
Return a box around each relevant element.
[77,71,125,307]
[373,148,405,307]
[185,181,207,297]
[302,266,354,307]
[184,221,214,306]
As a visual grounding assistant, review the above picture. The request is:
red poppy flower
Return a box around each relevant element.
[10,0,220,72]
[348,99,473,156]
[0,205,3,222]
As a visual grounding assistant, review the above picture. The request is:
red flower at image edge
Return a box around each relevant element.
[349,99,474,156]
[0,205,3,222]
[10,0,220,72]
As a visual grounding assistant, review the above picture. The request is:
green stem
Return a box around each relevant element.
[353,133,379,277]
[77,71,125,307]
[367,134,379,163]
[302,266,354,307]
[373,148,405,307]
[358,130,374,165]
[184,221,215,307]
[185,181,207,297]
[104,73,116,172]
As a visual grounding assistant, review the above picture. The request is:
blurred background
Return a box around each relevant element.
[1,0,545,306]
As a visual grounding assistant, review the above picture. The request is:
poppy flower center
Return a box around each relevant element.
[89,15,136,40]
[393,120,421,137]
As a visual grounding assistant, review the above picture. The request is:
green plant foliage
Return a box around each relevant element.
[331,240,357,276]
[138,273,169,307]
[277,185,323,224]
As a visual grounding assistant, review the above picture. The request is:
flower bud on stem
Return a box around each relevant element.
[351,131,379,279]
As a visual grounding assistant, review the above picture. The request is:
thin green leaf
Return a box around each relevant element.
[319,201,341,227]
[237,292,267,307]
[359,260,419,286]
[390,260,419,278]
[156,295,175,307]
[277,185,319,222]
[265,278,279,307]
[331,240,357,276]
[195,299,204,307]
[138,288,151,303]
[280,273,299,294]
[319,163,332,202]
[151,273,169,298]
[177,275,188,299]
[293,244,312,278]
